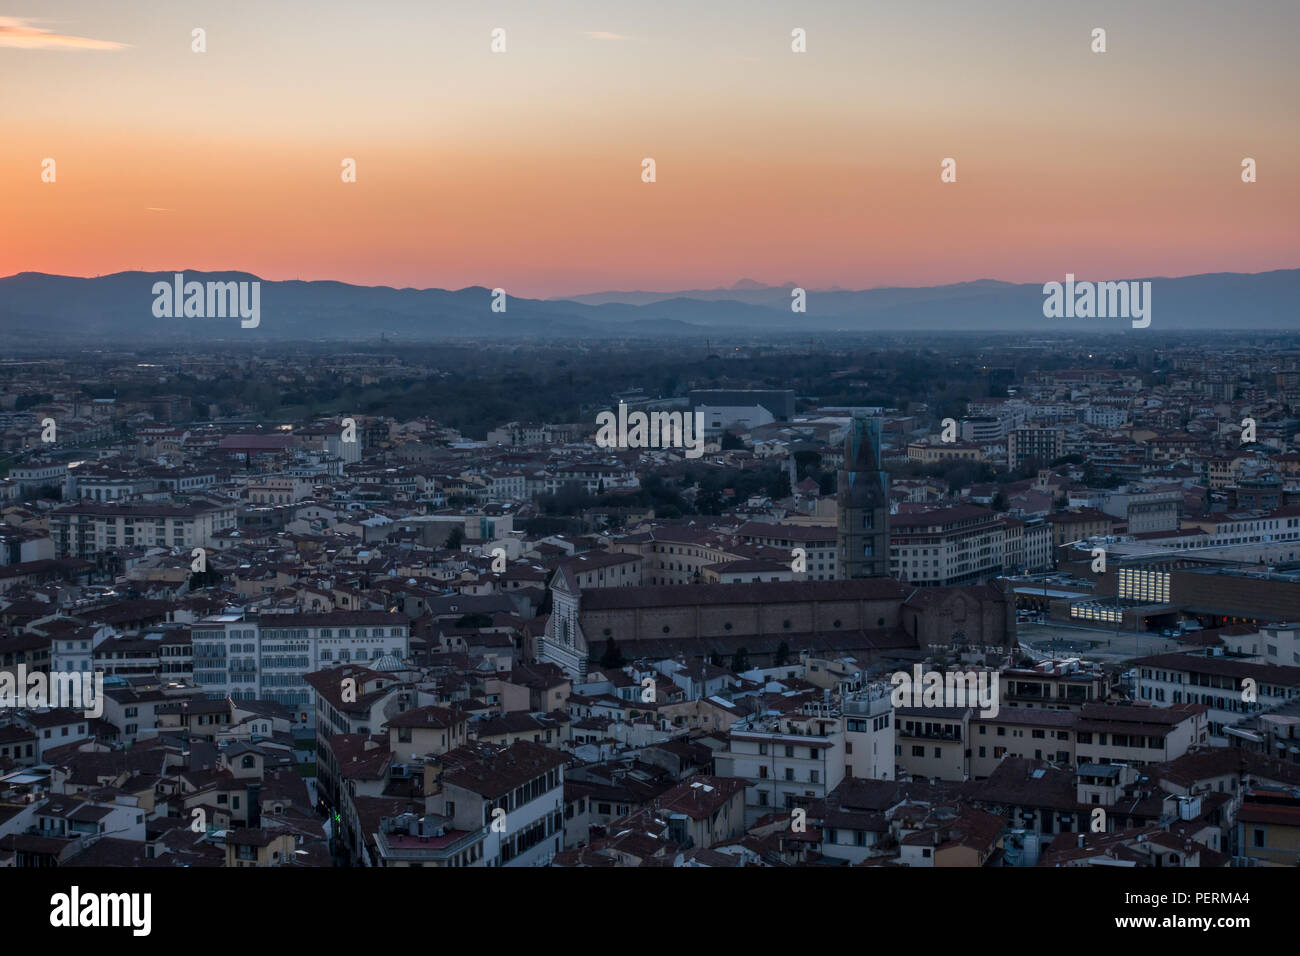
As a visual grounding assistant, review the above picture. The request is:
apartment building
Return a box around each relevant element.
[101,683,186,744]
[540,462,639,496]
[1236,789,1300,866]
[621,528,744,586]
[1000,659,1113,712]
[960,416,1010,443]
[554,551,644,590]
[372,811,489,868]
[894,707,968,781]
[1254,624,1300,668]
[1133,652,1300,744]
[226,829,302,868]
[1007,427,1063,469]
[893,699,1206,782]
[1023,518,1054,572]
[16,708,94,761]
[10,461,69,496]
[245,476,314,505]
[968,709,1076,779]
[429,740,567,867]
[737,522,839,581]
[49,625,111,675]
[49,499,239,559]
[1073,702,1209,766]
[653,776,748,849]
[304,664,424,805]
[191,611,410,715]
[890,505,1004,587]
[717,704,846,825]
[1100,490,1182,535]
[842,688,895,781]
[906,441,985,464]
[1046,509,1113,549]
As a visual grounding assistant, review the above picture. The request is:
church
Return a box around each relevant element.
[539,417,1015,679]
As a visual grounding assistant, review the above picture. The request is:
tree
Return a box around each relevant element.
[600,637,625,669]
[443,526,464,549]
[695,489,723,515]
[793,449,821,479]
[774,641,790,667]
[731,647,750,673]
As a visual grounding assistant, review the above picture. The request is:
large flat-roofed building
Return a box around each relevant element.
[1171,567,1300,629]
[688,389,795,435]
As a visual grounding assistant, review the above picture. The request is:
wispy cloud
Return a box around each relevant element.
[0,16,128,50]
[582,31,630,41]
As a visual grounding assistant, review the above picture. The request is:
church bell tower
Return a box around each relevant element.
[837,416,891,578]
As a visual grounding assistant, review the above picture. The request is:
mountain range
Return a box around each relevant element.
[0,268,1294,342]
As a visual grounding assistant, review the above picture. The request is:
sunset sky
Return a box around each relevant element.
[2,0,1297,298]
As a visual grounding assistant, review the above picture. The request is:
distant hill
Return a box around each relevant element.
[0,268,1295,341]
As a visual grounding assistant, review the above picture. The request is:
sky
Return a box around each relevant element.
[2,0,1297,298]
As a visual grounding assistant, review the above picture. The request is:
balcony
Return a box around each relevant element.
[898,727,961,742]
